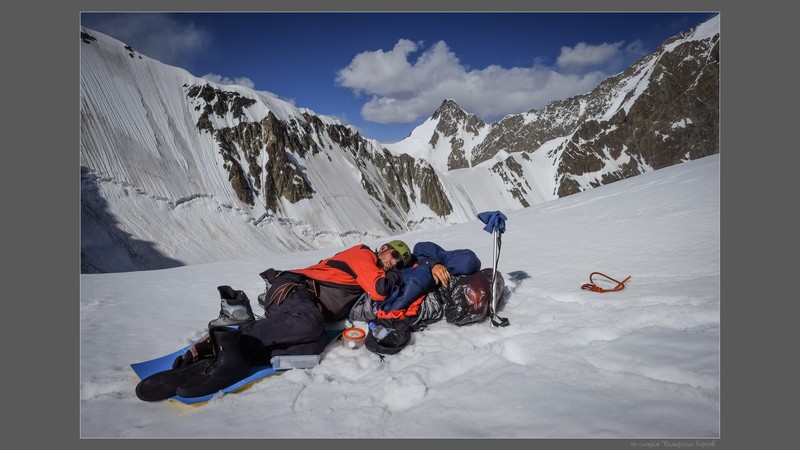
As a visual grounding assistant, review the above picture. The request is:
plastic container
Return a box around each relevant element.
[369,322,390,341]
[341,327,366,349]
[270,354,320,370]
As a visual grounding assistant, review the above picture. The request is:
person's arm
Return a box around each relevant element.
[414,241,481,282]
[373,269,403,300]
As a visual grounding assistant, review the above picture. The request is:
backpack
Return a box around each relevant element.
[444,268,505,326]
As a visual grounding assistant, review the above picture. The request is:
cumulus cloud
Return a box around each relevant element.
[201,73,256,89]
[336,39,464,99]
[336,39,614,124]
[556,41,625,72]
[625,39,648,58]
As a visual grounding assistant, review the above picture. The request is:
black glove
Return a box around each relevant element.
[171,335,213,369]
[171,351,192,369]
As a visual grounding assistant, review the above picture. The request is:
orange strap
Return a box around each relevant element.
[581,272,631,293]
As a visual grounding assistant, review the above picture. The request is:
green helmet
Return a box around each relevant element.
[386,240,412,267]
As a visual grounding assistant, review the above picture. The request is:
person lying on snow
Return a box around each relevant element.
[348,241,482,340]
[136,240,414,401]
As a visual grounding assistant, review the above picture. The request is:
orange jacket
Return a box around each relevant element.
[289,244,403,321]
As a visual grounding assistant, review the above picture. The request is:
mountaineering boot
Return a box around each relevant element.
[136,334,220,401]
[135,358,212,402]
[208,285,256,329]
[176,327,250,399]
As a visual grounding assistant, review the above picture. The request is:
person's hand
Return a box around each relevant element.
[172,335,213,369]
[431,264,451,286]
[172,350,194,369]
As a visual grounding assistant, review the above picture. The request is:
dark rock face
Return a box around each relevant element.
[81,31,97,44]
[553,32,719,196]
[491,158,531,208]
[429,99,486,170]
[186,86,316,209]
[431,20,719,199]
[187,85,257,128]
[183,84,451,226]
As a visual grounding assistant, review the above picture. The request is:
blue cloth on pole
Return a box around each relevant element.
[478,210,507,234]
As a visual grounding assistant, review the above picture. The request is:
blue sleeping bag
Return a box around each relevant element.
[378,242,481,312]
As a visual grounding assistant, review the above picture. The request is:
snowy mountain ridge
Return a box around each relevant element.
[388,14,719,197]
[80,15,718,273]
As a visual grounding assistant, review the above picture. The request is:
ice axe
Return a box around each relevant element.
[478,211,509,327]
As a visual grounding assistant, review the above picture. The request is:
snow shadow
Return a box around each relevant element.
[498,270,530,312]
[80,166,183,273]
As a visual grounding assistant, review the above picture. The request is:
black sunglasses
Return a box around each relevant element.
[387,249,405,268]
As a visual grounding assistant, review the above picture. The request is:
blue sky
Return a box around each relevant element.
[81,12,717,143]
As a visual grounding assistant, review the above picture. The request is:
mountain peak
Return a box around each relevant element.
[428,98,485,138]
[431,98,466,120]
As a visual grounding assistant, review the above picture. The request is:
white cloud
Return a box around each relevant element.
[202,73,256,89]
[336,39,464,99]
[337,39,612,124]
[625,39,648,57]
[556,41,625,72]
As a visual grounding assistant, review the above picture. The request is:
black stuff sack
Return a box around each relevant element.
[444,268,505,326]
[404,286,446,332]
[365,318,412,356]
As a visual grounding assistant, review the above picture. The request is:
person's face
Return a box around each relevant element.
[377,244,403,270]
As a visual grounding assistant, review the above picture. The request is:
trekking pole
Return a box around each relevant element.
[478,211,509,327]
[491,228,499,321]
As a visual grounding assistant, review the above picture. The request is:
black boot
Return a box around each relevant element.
[135,358,212,402]
[208,286,256,329]
[176,327,250,398]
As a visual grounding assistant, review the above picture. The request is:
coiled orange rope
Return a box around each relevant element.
[581,272,631,293]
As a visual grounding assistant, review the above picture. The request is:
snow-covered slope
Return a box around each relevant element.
[80,154,720,438]
[80,28,459,271]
